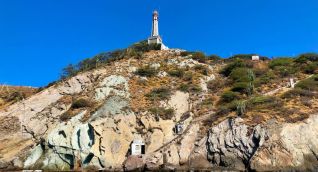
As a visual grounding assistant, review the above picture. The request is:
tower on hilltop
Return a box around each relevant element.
[147,10,168,50]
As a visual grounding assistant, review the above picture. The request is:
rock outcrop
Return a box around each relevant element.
[1,49,318,171]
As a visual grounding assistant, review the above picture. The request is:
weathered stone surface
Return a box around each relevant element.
[207,117,267,171]
[164,144,179,166]
[124,155,144,171]
[167,91,189,121]
[250,114,318,171]
[178,124,199,164]
[94,75,129,101]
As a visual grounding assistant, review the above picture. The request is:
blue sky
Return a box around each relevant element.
[0,0,318,87]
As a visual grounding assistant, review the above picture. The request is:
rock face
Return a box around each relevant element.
[1,50,318,171]
[250,114,318,171]
[206,115,318,171]
[207,117,267,171]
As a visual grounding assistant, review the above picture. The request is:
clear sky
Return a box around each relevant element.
[1,0,318,87]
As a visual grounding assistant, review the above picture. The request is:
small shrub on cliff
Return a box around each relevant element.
[193,64,209,75]
[295,53,318,63]
[168,68,184,78]
[295,75,318,91]
[134,65,158,77]
[220,59,247,76]
[146,87,171,101]
[149,107,175,120]
[191,52,206,63]
[178,83,202,93]
[182,72,193,81]
[71,98,92,109]
[207,78,225,92]
[220,91,239,103]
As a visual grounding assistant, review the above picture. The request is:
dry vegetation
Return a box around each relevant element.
[0,85,38,109]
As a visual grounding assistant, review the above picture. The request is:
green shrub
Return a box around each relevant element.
[295,75,318,91]
[236,101,246,116]
[246,96,283,110]
[191,52,206,63]
[6,91,25,102]
[295,53,318,63]
[194,64,209,75]
[229,68,250,82]
[221,91,239,103]
[282,88,316,98]
[254,71,276,87]
[201,97,214,106]
[304,63,318,74]
[149,107,175,120]
[178,83,202,93]
[207,54,222,61]
[180,51,191,57]
[146,87,171,101]
[168,68,184,78]
[71,98,91,109]
[269,58,293,69]
[231,82,248,92]
[220,59,247,76]
[178,84,190,92]
[275,66,296,77]
[230,54,254,60]
[135,65,158,77]
[207,78,225,91]
[182,72,193,81]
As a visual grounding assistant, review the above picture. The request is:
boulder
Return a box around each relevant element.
[124,155,144,171]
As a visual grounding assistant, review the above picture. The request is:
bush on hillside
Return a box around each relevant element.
[168,68,184,78]
[146,87,171,101]
[231,82,254,95]
[229,68,251,82]
[207,78,226,92]
[269,58,293,69]
[220,59,247,76]
[275,66,297,77]
[207,54,222,61]
[6,91,25,102]
[71,98,92,109]
[191,52,206,63]
[282,88,316,99]
[295,53,318,63]
[134,65,158,77]
[182,72,193,81]
[295,75,318,91]
[193,64,209,75]
[178,83,202,93]
[149,107,175,120]
[220,91,240,103]
[180,51,191,57]
[230,54,254,60]
[304,63,318,74]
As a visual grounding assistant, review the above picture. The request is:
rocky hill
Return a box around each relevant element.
[0,46,318,171]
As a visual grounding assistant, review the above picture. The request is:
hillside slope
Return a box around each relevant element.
[0,49,318,171]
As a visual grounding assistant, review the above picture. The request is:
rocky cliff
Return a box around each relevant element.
[0,49,317,171]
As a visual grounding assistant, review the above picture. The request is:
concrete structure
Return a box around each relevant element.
[131,139,145,155]
[148,10,168,50]
[289,78,295,88]
[174,123,184,135]
[252,55,260,61]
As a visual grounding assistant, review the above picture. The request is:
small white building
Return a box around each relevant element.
[131,139,145,155]
[252,55,260,61]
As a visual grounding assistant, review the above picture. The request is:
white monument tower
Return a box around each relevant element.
[148,10,168,50]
